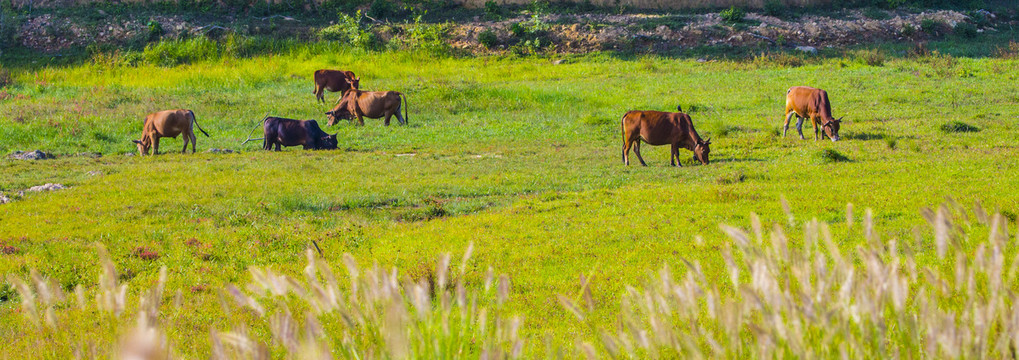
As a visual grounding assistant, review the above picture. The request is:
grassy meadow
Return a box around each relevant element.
[2,44,1019,358]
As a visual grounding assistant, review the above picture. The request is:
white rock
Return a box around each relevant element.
[26,183,66,192]
[795,46,817,54]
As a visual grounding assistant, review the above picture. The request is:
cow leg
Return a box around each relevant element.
[358,115,365,126]
[670,143,678,166]
[783,111,796,138]
[395,110,406,125]
[190,132,197,153]
[275,143,281,152]
[384,113,391,126]
[812,118,820,141]
[796,117,806,140]
[181,134,189,154]
[634,140,648,167]
[153,137,160,155]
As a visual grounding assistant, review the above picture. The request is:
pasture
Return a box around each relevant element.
[2,46,1019,357]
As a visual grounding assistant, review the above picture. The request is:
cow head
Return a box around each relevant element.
[326,91,356,126]
[132,138,151,156]
[823,117,842,141]
[319,133,338,150]
[693,138,711,165]
[347,76,360,90]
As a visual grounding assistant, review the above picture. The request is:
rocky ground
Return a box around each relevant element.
[10,7,1010,54]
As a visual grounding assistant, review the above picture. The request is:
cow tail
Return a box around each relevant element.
[402,92,409,125]
[190,110,210,137]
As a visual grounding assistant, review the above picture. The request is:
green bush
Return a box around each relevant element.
[367,0,402,20]
[862,7,890,20]
[146,20,164,41]
[720,6,745,24]
[920,18,944,36]
[853,49,885,66]
[484,0,504,20]
[478,29,498,49]
[763,0,784,17]
[398,14,450,54]
[901,23,916,36]
[318,11,382,50]
[143,36,219,66]
[953,22,978,38]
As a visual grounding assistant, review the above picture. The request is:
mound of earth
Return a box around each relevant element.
[10,8,1007,54]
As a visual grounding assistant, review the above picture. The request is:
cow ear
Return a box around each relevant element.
[836,117,843,123]
[325,111,331,115]
[706,138,712,145]
[132,140,142,144]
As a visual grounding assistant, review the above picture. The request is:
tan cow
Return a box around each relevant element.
[312,70,359,104]
[784,86,842,141]
[132,109,210,155]
[325,89,407,126]
[621,110,711,166]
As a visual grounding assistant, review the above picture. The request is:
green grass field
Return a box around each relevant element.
[2,46,1019,357]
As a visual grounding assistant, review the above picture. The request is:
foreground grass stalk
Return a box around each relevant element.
[560,201,1019,358]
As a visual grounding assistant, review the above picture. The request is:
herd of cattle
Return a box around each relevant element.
[132,70,843,166]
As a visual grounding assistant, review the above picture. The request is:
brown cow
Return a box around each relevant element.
[132,109,210,156]
[784,86,842,141]
[312,69,360,104]
[621,110,711,167]
[325,89,407,127]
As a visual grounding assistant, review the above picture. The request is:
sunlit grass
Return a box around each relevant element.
[1,50,1018,357]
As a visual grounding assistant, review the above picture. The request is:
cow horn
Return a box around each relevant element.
[835,116,843,123]
[706,137,712,145]
[132,140,142,144]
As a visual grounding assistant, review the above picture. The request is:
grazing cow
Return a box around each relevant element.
[784,86,842,141]
[132,109,210,156]
[621,110,711,166]
[262,117,338,151]
[325,89,407,126]
[312,70,360,104]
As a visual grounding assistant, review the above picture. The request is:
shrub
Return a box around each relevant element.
[862,7,890,20]
[940,121,979,133]
[401,14,451,54]
[920,18,944,36]
[143,36,219,66]
[853,48,885,66]
[720,6,745,24]
[817,149,850,163]
[367,0,399,20]
[995,41,1019,59]
[0,66,12,87]
[318,11,382,50]
[146,20,164,41]
[763,0,784,17]
[484,0,504,20]
[953,22,977,38]
[901,23,916,37]
[478,29,498,49]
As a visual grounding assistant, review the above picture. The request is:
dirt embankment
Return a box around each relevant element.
[12,8,1007,54]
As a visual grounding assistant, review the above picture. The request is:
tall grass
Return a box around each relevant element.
[560,201,1019,358]
[7,243,523,359]
[7,202,1018,358]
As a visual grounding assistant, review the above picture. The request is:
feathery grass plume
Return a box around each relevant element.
[846,203,854,228]
[780,195,793,226]
[563,201,1019,358]
[218,244,524,359]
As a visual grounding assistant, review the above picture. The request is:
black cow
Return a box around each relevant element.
[262,117,338,151]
